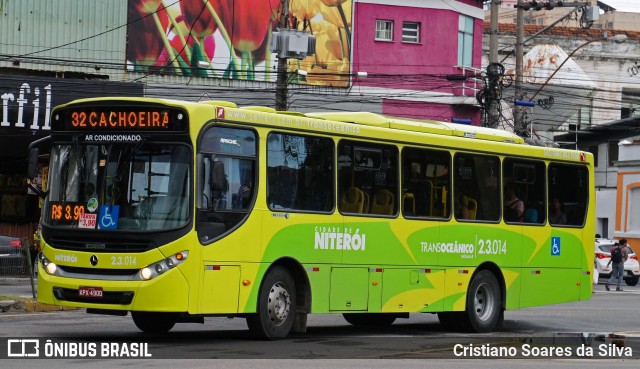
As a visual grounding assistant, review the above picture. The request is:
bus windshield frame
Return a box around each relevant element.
[45,140,192,233]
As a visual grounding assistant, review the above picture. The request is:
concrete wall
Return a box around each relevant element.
[615,140,640,247]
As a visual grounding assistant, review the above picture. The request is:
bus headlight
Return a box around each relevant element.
[40,254,60,276]
[138,251,188,281]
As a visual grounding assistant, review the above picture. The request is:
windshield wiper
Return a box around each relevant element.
[72,135,87,185]
[113,137,147,182]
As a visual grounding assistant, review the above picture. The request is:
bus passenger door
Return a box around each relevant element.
[329,267,369,311]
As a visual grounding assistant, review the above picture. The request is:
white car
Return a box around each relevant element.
[595,239,640,286]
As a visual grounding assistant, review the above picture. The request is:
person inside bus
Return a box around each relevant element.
[238,181,252,209]
[454,192,471,220]
[504,185,524,222]
[548,196,567,225]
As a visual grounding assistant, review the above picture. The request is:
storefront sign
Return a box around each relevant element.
[0,74,143,156]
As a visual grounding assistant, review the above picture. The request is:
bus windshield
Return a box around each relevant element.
[45,142,191,231]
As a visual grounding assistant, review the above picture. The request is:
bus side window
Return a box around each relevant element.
[548,163,588,227]
[454,153,500,222]
[401,147,451,219]
[502,159,545,225]
[339,140,398,217]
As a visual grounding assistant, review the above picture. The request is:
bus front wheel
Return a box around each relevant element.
[131,312,177,334]
[464,270,502,333]
[247,266,296,339]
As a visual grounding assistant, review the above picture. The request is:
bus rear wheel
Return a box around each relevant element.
[343,313,397,327]
[131,312,177,334]
[463,270,502,333]
[247,266,296,339]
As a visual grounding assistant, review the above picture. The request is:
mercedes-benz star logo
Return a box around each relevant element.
[90,255,98,266]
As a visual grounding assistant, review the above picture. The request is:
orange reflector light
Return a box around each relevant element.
[372,281,378,286]
[242,280,251,286]
[458,270,468,274]
[457,282,463,286]
[531,270,541,274]
[176,253,184,261]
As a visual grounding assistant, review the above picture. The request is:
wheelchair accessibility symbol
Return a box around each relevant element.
[551,237,561,256]
[98,205,120,230]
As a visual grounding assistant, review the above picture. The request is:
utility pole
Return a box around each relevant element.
[511,1,594,137]
[485,0,501,128]
[514,0,525,136]
[489,0,499,62]
[275,0,290,111]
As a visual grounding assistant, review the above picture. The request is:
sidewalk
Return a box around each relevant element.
[0,298,79,313]
[1,276,79,312]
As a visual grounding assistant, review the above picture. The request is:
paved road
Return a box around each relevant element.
[1,279,639,367]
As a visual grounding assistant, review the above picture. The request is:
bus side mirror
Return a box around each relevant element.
[26,135,50,199]
[28,148,39,180]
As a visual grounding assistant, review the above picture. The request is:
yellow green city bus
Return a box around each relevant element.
[30,97,595,338]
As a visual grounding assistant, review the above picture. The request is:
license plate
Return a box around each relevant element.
[78,286,103,298]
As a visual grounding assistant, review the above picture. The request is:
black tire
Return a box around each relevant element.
[626,276,639,286]
[246,266,296,339]
[343,313,397,327]
[131,312,177,334]
[462,270,502,333]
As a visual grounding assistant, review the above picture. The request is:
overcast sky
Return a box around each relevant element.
[603,0,640,12]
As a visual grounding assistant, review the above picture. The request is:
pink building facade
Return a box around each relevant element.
[352,0,484,124]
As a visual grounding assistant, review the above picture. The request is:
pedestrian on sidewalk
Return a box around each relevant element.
[606,239,629,291]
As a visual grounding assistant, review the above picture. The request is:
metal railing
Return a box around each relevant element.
[453,65,483,97]
[0,236,37,298]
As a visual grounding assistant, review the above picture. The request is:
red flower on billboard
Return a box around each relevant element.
[127,0,169,66]
[227,0,280,53]
[180,0,229,38]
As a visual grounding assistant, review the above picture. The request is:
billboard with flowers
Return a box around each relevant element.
[126,0,353,87]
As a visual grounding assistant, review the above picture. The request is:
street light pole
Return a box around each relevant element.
[275,0,290,111]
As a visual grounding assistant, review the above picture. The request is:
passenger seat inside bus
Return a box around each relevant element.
[362,191,370,214]
[403,193,415,216]
[371,189,395,215]
[463,196,477,220]
[341,187,365,213]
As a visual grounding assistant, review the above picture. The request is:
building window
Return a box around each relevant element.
[585,145,599,168]
[402,22,420,43]
[608,140,619,166]
[458,15,473,66]
[375,20,393,41]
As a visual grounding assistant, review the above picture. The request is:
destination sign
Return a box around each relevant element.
[52,104,188,132]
